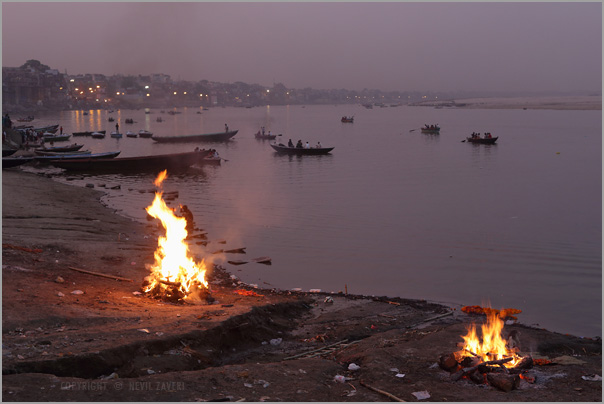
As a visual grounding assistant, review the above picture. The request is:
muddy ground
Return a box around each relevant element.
[2,169,601,401]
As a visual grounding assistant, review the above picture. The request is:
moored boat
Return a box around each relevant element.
[91,132,106,139]
[35,143,84,153]
[35,151,120,164]
[3,147,18,157]
[34,150,92,157]
[110,132,123,138]
[73,130,106,137]
[126,131,138,138]
[341,116,354,123]
[33,124,59,134]
[50,149,215,173]
[138,130,153,138]
[152,130,238,143]
[270,143,334,155]
[420,124,440,134]
[42,133,71,142]
[3,156,34,168]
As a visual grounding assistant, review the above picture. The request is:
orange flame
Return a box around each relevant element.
[144,170,208,299]
[459,311,521,367]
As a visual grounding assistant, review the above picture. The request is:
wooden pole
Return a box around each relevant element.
[359,380,406,402]
[68,266,134,282]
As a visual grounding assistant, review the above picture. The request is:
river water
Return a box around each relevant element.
[25,104,602,338]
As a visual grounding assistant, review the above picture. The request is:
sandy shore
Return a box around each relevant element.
[2,169,601,401]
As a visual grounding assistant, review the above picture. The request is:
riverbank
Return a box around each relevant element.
[2,169,601,401]
[412,95,602,110]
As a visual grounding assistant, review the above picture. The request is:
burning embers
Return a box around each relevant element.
[142,170,210,303]
[439,307,533,392]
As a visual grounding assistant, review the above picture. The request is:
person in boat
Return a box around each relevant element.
[261,127,265,135]
[316,141,322,148]
[305,141,310,149]
[115,123,119,133]
[225,123,229,132]
[296,140,303,148]
[288,139,294,147]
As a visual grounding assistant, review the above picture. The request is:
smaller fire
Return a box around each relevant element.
[142,170,210,302]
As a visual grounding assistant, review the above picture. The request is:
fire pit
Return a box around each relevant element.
[141,170,212,303]
[439,307,534,392]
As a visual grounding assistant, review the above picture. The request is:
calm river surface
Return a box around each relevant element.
[27,104,602,337]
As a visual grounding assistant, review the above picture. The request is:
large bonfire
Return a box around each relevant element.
[142,170,209,302]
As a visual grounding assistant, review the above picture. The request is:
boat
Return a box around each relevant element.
[254,130,277,140]
[125,118,134,124]
[34,143,84,153]
[152,130,238,143]
[42,133,71,142]
[110,132,123,138]
[341,116,354,123]
[3,147,18,157]
[91,132,106,139]
[270,143,334,155]
[156,117,163,123]
[35,151,120,164]
[108,117,115,122]
[420,125,440,134]
[16,116,34,122]
[138,130,153,138]
[3,156,34,168]
[73,130,105,137]
[50,149,215,173]
[34,150,92,157]
[33,124,59,134]
[466,133,498,144]
[126,131,138,138]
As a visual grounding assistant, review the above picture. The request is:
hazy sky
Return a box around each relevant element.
[2,2,602,93]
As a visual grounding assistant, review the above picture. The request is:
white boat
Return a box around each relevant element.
[110,131,122,138]
[138,130,153,138]
[91,132,105,139]
[126,131,138,138]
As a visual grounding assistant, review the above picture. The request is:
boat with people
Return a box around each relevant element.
[42,133,71,142]
[465,132,498,144]
[254,130,277,140]
[50,149,216,173]
[420,124,440,134]
[125,118,134,124]
[34,143,84,153]
[73,130,106,137]
[91,132,106,139]
[151,130,238,143]
[3,156,35,169]
[341,116,354,123]
[138,130,153,138]
[108,117,115,122]
[270,143,334,155]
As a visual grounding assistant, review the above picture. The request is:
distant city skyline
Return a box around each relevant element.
[2,2,601,94]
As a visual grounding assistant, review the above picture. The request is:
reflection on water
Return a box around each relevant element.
[28,105,602,337]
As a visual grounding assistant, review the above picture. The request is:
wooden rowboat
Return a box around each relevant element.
[466,136,498,144]
[270,143,334,155]
[152,130,238,143]
[35,143,84,153]
[50,149,215,173]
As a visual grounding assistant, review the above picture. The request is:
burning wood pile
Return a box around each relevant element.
[142,170,211,303]
[439,307,534,392]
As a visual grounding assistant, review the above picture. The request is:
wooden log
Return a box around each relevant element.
[359,380,406,402]
[68,266,133,282]
[438,353,459,372]
[487,373,520,392]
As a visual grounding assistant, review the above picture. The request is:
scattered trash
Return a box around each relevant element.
[70,290,84,295]
[102,372,119,380]
[132,291,142,296]
[270,338,282,346]
[244,383,253,388]
[147,369,156,375]
[348,363,360,371]
[324,296,334,304]
[54,276,65,283]
[395,373,406,378]
[137,329,150,334]
[582,374,602,381]
[57,292,65,297]
[234,289,264,297]
[389,368,400,373]
[334,375,347,383]
[155,332,164,336]
[412,390,431,400]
